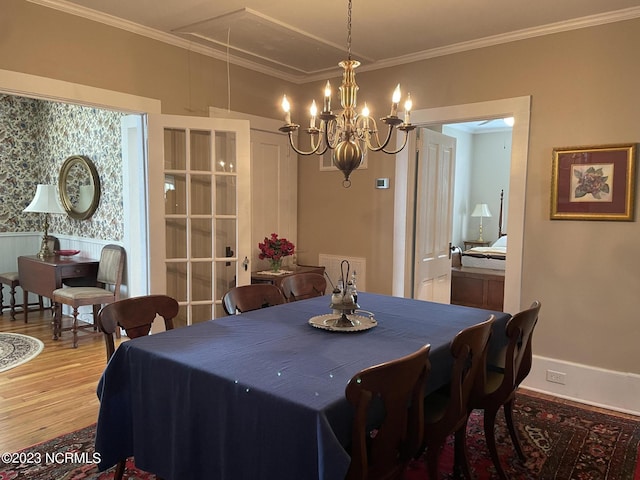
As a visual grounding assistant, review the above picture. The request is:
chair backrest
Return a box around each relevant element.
[46,235,60,252]
[279,272,327,302]
[96,244,125,299]
[222,284,286,315]
[295,264,326,275]
[97,294,179,360]
[441,316,495,428]
[345,344,431,480]
[495,301,541,389]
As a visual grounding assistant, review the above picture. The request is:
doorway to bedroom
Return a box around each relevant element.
[409,121,512,306]
[443,119,512,251]
[393,96,530,314]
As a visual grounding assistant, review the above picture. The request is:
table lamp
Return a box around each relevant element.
[471,203,492,242]
[23,184,66,258]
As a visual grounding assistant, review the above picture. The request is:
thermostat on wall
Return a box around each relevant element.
[375,178,389,189]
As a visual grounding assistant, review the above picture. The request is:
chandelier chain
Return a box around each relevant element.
[347,0,352,60]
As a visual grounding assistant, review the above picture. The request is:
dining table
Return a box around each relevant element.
[94,292,510,480]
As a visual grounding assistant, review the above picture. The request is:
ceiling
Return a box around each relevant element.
[36,0,640,83]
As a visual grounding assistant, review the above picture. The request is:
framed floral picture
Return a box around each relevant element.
[550,144,637,221]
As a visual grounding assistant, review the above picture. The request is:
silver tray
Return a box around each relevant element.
[308,314,377,332]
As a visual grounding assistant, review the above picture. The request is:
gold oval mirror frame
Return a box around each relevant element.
[58,155,101,220]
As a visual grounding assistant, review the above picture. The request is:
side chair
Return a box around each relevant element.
[97,294,179,361]
[346,344,431,480]
[420,316,495,479]
[279,272,327,302]
[96,294,177,480]
[52,244,125,348]
[470,301,541,479]
[222,284,286,315]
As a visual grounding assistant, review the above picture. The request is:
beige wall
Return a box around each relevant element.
[1,0,295,118]
[2,0,639,376]
[298,21,640,375]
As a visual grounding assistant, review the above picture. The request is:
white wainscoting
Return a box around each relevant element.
[0,233,126,324]
[319,253,366,292]
[523,355,640,416]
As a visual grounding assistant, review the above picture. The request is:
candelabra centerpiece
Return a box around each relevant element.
[329,260,360,328]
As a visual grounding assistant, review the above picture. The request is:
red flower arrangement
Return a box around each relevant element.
[258,233,295,261]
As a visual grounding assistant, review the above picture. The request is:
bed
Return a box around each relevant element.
[451,190,506,311]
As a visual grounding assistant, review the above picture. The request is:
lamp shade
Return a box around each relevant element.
[24,184,66,214]
[471,203,492,218]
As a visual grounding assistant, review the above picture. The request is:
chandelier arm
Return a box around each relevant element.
[324,119,341,149]
[363,123,395,152]
[287,131,324,156]
[381,129,411,154]
[315,142,329,156]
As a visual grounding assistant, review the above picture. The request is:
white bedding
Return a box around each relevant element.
[465,246,506,256]
[461,238,507,270]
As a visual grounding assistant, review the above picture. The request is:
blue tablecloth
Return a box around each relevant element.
[95,292,509,480]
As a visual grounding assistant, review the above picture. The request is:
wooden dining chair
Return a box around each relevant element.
[420,315,495,479]
[0,236,59,321]
[97,294,180,361]
[52,244,125,348]
[470,301,541,479]
[96,294,177,480]
[222,284,286,315]
[279,272,327,302]
[346,344,431,480]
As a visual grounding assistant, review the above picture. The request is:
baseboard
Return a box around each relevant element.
[522,354,640,416]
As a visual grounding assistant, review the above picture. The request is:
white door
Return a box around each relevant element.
[147,114,251,325]
[413,129,456,302]
[250,129,297,270]
[208,108,298,272]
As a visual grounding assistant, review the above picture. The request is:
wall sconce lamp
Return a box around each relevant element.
[471,203,492,242]
[23,184,66,258]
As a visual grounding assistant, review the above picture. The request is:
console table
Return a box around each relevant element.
[251,264,325,288]
[17,255,99,339]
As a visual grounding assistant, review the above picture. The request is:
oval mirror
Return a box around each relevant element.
[58,155,101,220]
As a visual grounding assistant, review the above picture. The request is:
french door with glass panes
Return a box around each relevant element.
[147,114,251,326]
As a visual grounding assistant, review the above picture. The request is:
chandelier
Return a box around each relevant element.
[278,0,415,187]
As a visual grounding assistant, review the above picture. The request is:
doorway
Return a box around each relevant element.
[393,96,531,314]
[0,70,160,300]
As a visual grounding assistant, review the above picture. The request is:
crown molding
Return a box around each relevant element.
[350,6,640,78]
[27,1,640,85]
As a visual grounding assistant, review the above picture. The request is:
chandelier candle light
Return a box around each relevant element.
[279,0,415,187]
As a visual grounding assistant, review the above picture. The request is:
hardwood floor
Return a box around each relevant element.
[0,309,121,453]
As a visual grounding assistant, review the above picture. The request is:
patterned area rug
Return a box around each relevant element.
[0,425,155,480]
[406,391,640,479]
[0,391,638,479]
[0,332,44,372]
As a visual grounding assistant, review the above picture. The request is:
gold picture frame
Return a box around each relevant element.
[550,144,636,221]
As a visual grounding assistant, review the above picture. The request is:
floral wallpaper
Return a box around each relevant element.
[0,95,124,241]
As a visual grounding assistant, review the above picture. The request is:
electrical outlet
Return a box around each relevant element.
[546,369,566,385]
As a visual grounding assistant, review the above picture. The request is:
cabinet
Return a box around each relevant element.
[450,266,504,311]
